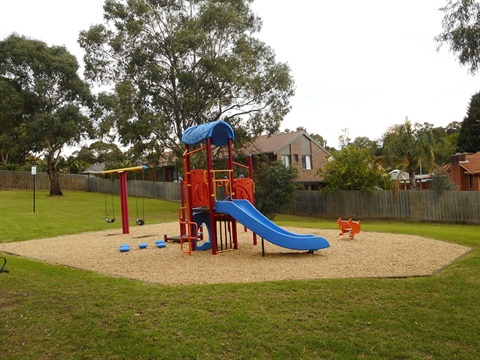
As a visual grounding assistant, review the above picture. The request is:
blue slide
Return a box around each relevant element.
[215,200,330,251]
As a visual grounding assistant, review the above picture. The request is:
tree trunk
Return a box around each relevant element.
[409,170,417,190]
[47,160,63,196]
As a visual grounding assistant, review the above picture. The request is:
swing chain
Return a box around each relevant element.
[135,170,145,226]
[105,176,116,223]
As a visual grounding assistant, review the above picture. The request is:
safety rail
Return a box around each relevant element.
[183,145,206,157]
[204,169,234,200]
[180,221,199,255]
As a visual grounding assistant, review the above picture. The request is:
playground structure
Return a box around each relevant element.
[178,120,330,255]
[337,218,361,239]
[102,165,147,235]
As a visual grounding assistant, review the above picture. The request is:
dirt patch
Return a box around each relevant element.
[0,222,470,286]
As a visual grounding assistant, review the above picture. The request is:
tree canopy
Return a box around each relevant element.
[436,0,480,74]
[254,157,299,219]
[74,141,126,165]
[429,124,457,166]
[457,91,480,152]
[79,0,295,161]
[382,119,434,189]
[319,145,393,192]
[0,34,93,195]
[0,76,28,165]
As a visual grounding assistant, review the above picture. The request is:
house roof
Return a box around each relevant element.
[243,130,328,155]
[389,169,409,181]
[158,150,176,167]
[82,162,105,174]
[459,152,480,175]
[389,169,432,183]
[157,129,329,167]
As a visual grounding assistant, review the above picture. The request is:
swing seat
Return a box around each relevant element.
[136,218,145,226]
[105,218,115,223]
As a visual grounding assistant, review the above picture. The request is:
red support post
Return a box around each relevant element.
[183,145,194,246]
[179,179,186,238]
[206,138,217,255]
[248,154,257,245]
[248,154,254,181]
[227,138,238,249]
[119,171,129,234]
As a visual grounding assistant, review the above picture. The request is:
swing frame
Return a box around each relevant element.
[101,165,147,234]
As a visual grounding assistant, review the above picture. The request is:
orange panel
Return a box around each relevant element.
[191,169,209,208]
[233,178,254,203]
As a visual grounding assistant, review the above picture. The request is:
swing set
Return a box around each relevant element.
[102,165,147,234]
[104,189,116,223]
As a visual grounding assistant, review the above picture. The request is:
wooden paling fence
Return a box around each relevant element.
[1,171,479,224]
[0,170,181,202]
[282,190,480,224]
[87,177,180,201]
[0,170,88,191]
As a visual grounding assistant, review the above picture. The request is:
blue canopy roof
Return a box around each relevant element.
[182,120,234,146]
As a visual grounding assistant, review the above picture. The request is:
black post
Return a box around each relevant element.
[32,166,36,213]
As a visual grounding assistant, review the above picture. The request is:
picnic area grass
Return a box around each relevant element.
[0,190,479,359]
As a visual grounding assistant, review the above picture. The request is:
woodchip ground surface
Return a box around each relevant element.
[0,222,470,286]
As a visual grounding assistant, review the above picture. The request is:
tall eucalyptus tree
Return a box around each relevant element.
[79,0,295,160]
[0,35,93,195]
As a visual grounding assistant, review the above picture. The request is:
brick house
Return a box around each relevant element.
[156,151,179,182]
[445,152,480,191]
[242,130,330,190]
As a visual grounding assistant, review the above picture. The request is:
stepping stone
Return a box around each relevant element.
[119,244,130,252]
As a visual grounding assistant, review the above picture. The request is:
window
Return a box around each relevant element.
[302,155,312,170]
[293,154,299,163]
[281,155,290,168]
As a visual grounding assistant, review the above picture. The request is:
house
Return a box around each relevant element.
[82,162,105,176]
[157,151,180,182]
[445,152,480,191]
[152,129,330,188]
[241,130,330,190]
[389,169,432,190]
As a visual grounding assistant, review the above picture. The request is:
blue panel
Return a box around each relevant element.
[193,212,212,251]
[215,200,330,251]
[182,120,234,146]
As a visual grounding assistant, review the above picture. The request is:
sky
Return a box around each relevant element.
[1,0,479,149]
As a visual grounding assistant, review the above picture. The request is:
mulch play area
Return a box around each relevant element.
[0,222,470,286]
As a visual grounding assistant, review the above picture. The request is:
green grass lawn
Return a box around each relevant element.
[0,190,479,359]
[0,189,179,242]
